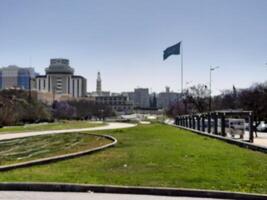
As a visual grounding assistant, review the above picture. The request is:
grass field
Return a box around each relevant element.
[0,133,111,165]
[0,123,267,194]
[0,120,104,133]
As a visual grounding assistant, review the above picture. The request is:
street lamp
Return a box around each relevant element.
[182,81,192,114]
[209,66,219,112]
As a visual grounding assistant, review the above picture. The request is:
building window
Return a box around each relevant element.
[18,69,30,90]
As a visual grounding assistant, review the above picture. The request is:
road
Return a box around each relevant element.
[0,191,228,200]
[0,122,136,141]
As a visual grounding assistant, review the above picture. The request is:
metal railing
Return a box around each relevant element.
[175,110,254,143]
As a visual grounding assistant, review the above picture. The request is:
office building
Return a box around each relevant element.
[35,58,87,98]
[133,88,150,108]
[0,65,36,90]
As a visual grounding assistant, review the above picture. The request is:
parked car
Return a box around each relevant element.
[257,121,267,132]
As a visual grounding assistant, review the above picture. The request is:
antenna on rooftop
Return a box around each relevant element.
[29,56,32,68]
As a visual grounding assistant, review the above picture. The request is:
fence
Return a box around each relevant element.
[175,110,254,143]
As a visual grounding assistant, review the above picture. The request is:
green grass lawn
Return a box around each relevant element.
[0,133,111,165]
[0,123,267,194]
[0,120,104,133]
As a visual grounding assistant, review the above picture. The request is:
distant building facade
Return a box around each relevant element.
[35,58,87,98]
[133,88,150,108]
[0,65,36,90]
[122,92,134,104]
[158,87,180,109]
[95,95,133,114]
[96,71,102,94]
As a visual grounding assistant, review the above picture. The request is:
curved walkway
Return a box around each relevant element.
[0,122,136,141]
[0,191,226,200]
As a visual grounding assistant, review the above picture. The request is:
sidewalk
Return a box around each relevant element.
[0,122,136,141]
[243,131,267,148]
[0,191,228,200]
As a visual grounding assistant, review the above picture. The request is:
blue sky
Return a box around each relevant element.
[0,0,267,94]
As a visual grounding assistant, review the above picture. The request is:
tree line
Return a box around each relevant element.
[0,90,114,127]
[167,82,267,126]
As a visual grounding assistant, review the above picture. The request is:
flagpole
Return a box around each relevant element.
[181,41,183,93]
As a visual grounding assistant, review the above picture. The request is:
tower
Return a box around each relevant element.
[96,71,102,94]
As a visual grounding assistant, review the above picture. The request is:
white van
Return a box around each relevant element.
[225,118,245,139]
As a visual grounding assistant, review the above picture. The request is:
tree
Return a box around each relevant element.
[0,89,52,126]
[238,83,267,127]
[186,84,209,113]
[52,101,77,119]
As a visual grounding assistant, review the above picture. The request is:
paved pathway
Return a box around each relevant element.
[243,131,267,147]
[0,122,136,141]
[0,191,228,200]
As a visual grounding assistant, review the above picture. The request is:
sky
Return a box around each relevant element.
[0,0,267,94]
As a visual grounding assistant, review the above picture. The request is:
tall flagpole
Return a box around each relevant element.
[181,41,187,114]
[181,41,183,93]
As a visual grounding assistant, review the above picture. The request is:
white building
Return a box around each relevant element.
[35,58,87,98]
[158,87,180,109]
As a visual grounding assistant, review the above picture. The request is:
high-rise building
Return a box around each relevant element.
[133,88,150,108]
[0,65,36,90]
[35,58,87,98]
[96,71,102,94]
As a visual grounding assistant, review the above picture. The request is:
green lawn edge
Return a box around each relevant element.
[0,123,266,194]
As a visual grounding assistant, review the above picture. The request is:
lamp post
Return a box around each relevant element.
[183,81,192,114]
[209,66,219,112]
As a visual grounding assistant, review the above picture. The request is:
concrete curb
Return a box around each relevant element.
[169,124,267,154]
[0,183,266,199]
[0,133,117,171]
